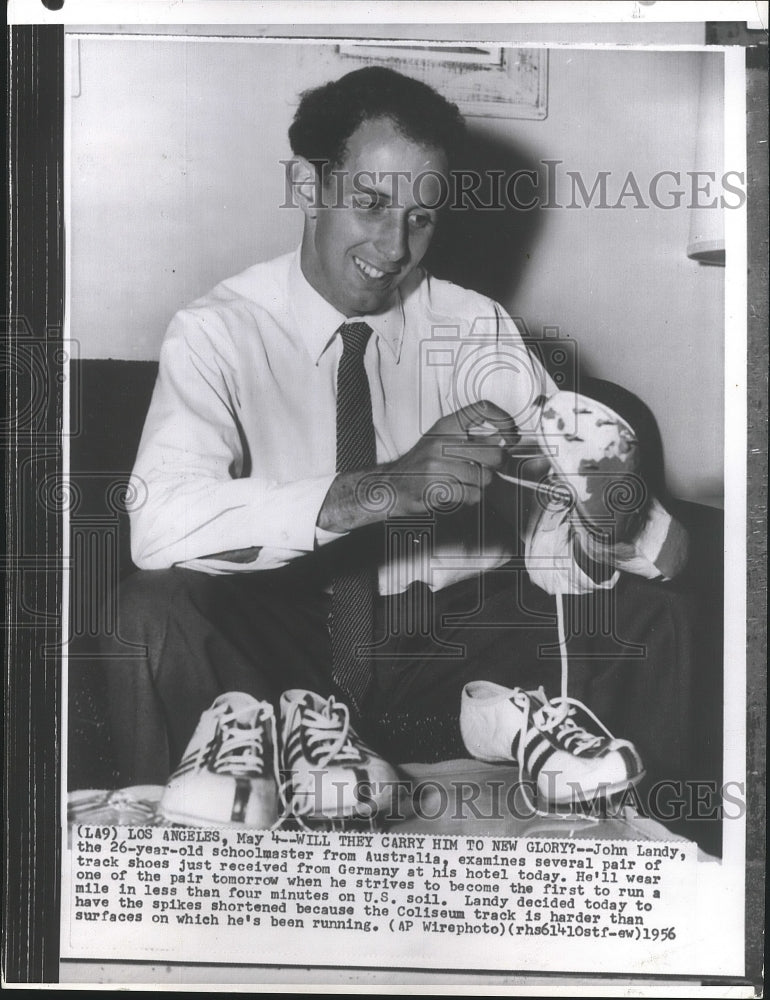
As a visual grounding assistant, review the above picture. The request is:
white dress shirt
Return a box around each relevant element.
[129,249,685,593]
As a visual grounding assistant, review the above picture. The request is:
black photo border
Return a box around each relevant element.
[3,18,767,991]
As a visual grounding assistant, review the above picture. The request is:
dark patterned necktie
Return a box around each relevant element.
[330,321,377,711]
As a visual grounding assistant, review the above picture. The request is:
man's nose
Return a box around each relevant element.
[375,213,409,264]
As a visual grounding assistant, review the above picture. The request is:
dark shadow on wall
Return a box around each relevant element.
[424,125,546,308]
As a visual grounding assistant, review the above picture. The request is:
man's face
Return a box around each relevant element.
[300,117,448,317]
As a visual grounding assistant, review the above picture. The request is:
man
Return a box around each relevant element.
[111,67,699,828]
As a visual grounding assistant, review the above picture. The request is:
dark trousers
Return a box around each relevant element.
[94,563,722,840]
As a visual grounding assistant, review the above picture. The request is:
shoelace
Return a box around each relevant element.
[208,706,287,831]
[211,726,268,777]
[298,698,363,767]
[509,687,606,823]
[532,697,608,755]
[277,698,365,828]
[556,589,569,700]
[512,687,614,756]
[202,704,277,778]
[216,705,290,832]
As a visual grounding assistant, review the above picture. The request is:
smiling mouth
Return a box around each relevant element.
[352,255,397,281]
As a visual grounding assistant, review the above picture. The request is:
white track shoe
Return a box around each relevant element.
[160,692,280,827]
[460,681,644,806]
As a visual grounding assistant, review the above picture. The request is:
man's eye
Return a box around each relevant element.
[409,212,434,229]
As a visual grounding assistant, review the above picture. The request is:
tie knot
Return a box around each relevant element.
[339,321,373,357]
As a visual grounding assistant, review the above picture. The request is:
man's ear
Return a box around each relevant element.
[288,156,323,220]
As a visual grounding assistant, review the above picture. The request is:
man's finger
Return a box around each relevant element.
[444,441,507,470]
[453,401,520,448]
[452,399,514,431]
[466,422,521,451]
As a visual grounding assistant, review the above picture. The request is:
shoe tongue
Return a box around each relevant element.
[517,688,548,711]
[299,697,345,735]
[297,695,319,723]
[228,708,257,730]
[299,693,338,716]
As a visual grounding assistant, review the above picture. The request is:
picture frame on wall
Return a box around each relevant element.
[336,43,549,119]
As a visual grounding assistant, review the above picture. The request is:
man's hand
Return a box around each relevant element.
[382,400,519,514]
[317,400,518,533]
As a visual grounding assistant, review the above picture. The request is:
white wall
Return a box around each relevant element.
[483,48,725,504]
[68,38,725,502]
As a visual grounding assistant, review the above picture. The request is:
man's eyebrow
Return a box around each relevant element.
[364,177,406,199]
[365,186,393,202]
[350,177,391,200]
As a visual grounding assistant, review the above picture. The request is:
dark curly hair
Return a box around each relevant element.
[289,66,466,176]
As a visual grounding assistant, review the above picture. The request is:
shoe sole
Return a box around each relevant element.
[158,805,278,828]
[538,768,646,809]
[289,786,398,822]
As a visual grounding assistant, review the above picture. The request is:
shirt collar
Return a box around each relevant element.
[288,249,405,365]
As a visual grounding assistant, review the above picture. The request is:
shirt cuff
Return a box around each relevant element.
[613,497,689,580]
[204,473,338,553]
